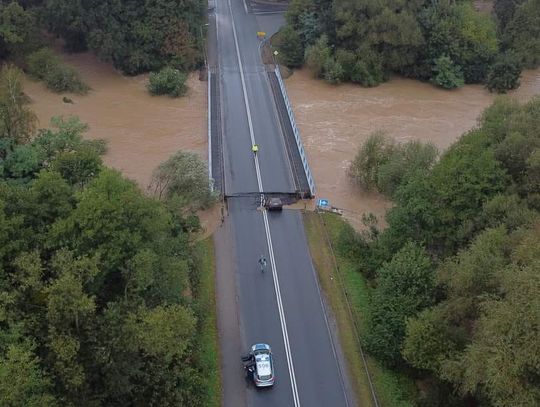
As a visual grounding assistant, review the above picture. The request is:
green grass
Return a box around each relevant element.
[303,212,416,407]
[195,238,221,407]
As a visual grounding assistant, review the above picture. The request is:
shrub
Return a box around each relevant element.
[349,131,396,190]
[377,141,438,197]
[335,49,356,81]
[323,56,343,84]
[26,48,89,94]
[149,150,216,210]
[147,67,188,97]
[26,48,60,80]
[431,56,464,89]
[305,35,331,78]
[44,64,89,94]
[485,52,522,93]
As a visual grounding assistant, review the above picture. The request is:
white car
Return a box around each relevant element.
[243,343,275,387]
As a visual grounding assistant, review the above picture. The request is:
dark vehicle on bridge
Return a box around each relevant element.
[242,343,275,387]
[264,197,283,211]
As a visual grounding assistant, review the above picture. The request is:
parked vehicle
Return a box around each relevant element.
[242,343,275,387]
[264,197,283,211]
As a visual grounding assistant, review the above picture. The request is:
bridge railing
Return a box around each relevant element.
[274,66,316,197]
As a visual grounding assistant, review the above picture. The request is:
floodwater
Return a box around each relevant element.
[22,51,217,233]
[23,52,207,189]
[285,68,540,230]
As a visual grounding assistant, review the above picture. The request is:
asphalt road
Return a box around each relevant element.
[214,0,352,405]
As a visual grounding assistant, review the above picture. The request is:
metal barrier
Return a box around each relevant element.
[274,67,315,197]
[208,71,213,191]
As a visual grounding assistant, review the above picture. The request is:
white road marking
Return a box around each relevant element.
[225,0,301,404]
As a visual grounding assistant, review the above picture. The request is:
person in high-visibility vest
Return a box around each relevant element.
[252,144,259,155]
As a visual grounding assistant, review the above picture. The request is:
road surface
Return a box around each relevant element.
[212,0,353,406]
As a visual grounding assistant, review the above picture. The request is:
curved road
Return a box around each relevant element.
[212,0,352,405]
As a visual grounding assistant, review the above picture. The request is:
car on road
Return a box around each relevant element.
[242,343,275,387]
[265,197,283,211]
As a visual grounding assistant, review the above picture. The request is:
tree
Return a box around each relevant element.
[0,342,58,407]
[348,131,396,191]
[0,66,36,154]
[365,242,435,366]
[305,35,331,78]
[148,150,215,210]
[147,67,188,97]
[274,25,304,68]
[486,52,523,93]
[323,56,343,84]
[502,0,540,68]
[431,55,464,89]
[0,2,41,59]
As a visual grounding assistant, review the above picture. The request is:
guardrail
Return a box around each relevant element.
[208,70,213,191]
[274,67,316,197]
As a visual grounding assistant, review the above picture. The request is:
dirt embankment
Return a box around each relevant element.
[285,68,540,230]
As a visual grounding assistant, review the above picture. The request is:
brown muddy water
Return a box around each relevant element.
[285,68,540,230]
[22,51,219,234]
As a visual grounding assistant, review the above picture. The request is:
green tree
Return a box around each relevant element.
[348,131,395,190]
[486,52,523,93]
[502,0,540,68]
[274,25,304,68]
[149,150,215,210]
[431,55,464,89]
[365,242,435,367]
[0,342,57,407]
[147,67,188,97]
[0,2,41,59]
[0,66,36,154]
[305,35,331,78]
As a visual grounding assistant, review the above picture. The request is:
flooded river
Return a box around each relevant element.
[22,51,219,234]
[22,50,540,232]
[23,51,207,189]
[285,68,540,230]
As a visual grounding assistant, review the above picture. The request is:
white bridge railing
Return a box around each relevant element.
[274,67,315,197]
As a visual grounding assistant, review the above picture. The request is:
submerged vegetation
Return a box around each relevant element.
[344,96,540,406]
[275,0,540,92]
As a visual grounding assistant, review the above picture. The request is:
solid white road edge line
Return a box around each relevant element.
[225,0,301,404]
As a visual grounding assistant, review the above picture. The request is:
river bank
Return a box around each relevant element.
[285,68,540,230]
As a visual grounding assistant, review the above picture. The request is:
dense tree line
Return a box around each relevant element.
[0,66,216,405]
[275,0,539,92]
[0,0,204,75]
[344,96,540,406]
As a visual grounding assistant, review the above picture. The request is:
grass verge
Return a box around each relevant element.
[303,211,416,407]
[195,238,221,407]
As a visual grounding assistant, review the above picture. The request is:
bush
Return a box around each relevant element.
[26,48,60,80]
[485,52,522,93]
[305,35,331,78]
[44,64,89,94]
[335,49,356,81]
[431,56,464,89]
[149,150,215,210]
[323,56,343,84]
[274,25,304,68]
[377,141,438,197]
[147,67,188,97]
[26,48,89,94]
[349,131,396,190]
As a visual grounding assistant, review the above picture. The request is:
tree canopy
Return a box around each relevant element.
[276,0,540,91]
[0,65,216,406]
[345,96,540,406]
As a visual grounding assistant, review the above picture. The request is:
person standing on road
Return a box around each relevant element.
[252,144,259,156]
[258,255,267,273]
